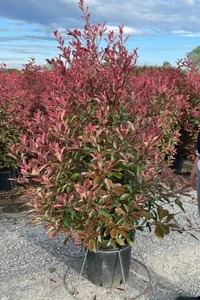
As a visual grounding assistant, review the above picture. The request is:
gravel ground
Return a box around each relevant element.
[0,190,200,300]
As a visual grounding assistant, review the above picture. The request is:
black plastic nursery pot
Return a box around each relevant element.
[0,168,16,191]
[86,244,131,288]
[171,153,185,174]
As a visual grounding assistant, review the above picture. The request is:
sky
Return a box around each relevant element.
[0,0,200,69]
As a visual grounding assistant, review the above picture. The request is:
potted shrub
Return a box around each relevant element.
[13,0,188,288]
[0,109,19,191]
[131,63,200,173]
[172,54,200,167]
[0,66,24,191]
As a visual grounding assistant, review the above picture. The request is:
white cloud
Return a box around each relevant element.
[0,0,200,68]
[184,0,195,5]
[172,30,200,37]
[100,25,144,36]
[0,0,200,36]
[55,24,144,37]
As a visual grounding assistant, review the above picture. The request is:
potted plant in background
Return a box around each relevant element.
[0,108,19,191]
[130,62,200,174]
[13,0,189,288]
[171,54,200,172]
[0,65,24,191]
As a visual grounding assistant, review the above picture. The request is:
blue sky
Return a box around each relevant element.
[0,0,200,69]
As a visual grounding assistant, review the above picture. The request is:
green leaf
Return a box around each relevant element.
[155,224,169,237]
[127,237,134,246]
[126,184,133,193]
[143,211,154,219]
[61,184,68,192]
[99,208,111,217]
[155,225,164,237]
[89,209,96,218]
[113,202,121,208]
[136,164,141,175]
[63,219,71,227]
[98,235,103,243]
[108,172,123,179]
[120,193,130,200]
[116,238,125,246]
[161,224,170,234]
[127,170,135,176]
[165,213,174,223]
[71,173,81,180]
[157,205,169,221]
[175,199,185,212]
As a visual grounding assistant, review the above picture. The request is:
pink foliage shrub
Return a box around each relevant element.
[1,1,199,250]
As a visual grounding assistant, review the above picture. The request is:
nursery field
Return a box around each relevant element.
[1,2,200,299]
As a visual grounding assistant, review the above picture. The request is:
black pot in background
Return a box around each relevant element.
[86,244,131,288]
[0,168,16,191]
[171,154,185,174]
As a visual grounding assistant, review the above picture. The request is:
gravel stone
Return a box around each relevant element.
[0,191,200,300]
